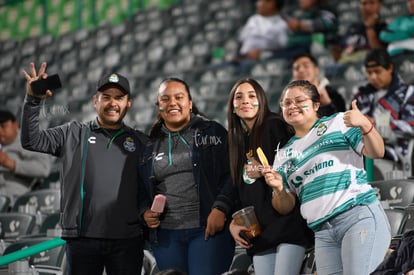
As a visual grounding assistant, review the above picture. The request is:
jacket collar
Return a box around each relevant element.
[89,117,130,131]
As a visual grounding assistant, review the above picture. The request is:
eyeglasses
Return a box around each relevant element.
[279,97,311,108]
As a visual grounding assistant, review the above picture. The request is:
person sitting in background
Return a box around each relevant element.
[379,0,414,57]
[0,109,51,203]
[281,0,338,60]
[353,49,414,171]
[235,0,288,62]
[291,53,346,116]
[336,0,387,63]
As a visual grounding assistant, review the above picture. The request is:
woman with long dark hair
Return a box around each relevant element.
[227,78,313,275]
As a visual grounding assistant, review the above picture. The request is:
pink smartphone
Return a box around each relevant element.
[151,194,166,213]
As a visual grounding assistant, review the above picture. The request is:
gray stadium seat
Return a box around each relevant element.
[402,203,414,233]
[0,213,36,242]
[384,208,408,237]
[370,179,414,209]
[12,189,60,215]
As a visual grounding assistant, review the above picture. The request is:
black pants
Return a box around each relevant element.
[65,236,144,275]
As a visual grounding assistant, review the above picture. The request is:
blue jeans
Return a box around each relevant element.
[153,227,235,275]
[253,243,306,275]
[65,237,144,275]
[314,200,391,275]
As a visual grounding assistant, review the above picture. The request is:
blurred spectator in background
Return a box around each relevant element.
[0,110,51,203]
[380,0,414,57]
[291,53,346,116]
[336,0,387,63]
[281,0,338,60]
[353,49,414,169]
[235,0,288,62]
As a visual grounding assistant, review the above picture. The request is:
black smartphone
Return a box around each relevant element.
[31,74,62,95]
[239,231,251,245]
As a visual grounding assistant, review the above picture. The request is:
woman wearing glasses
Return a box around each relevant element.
[227,78,314,275]
[263,80,391,275]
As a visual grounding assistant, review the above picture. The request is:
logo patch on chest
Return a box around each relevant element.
[123,137,136,152]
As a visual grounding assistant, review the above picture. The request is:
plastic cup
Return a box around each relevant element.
[232,206,261,239]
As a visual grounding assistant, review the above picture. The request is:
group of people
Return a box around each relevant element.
[234,0,338,63]
[235,0,414,65]
[18,45,414,275]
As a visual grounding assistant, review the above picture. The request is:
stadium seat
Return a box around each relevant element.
[1,236,66,274]
[384,208,408,237]
[0,195,11,213]
[12,189,60,215]
[142,249,159,275]
[300,247,316,275]
[39,213,61,235]
[0,213,37,242]
[402,203,414,233]
[370,179,414,209]
[228,249,253,273]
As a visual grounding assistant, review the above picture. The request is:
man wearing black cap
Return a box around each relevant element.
[353,48,414,177]
[0,109,51,203]
[21,62,149,275]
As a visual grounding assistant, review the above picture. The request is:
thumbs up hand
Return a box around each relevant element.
[343,100,371,129]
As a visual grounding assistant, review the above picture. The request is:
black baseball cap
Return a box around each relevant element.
[364,48,393,69]
[96,73,130,95]
[0,110,16,123]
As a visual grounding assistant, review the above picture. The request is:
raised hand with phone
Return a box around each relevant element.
[20,62,149,274]
[22,62,61,99]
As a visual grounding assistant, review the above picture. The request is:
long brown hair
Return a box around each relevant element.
[227,78,271,185]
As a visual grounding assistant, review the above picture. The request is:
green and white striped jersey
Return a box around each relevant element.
[273,113,377,231]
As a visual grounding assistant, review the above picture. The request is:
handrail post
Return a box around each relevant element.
[365,157,374,182]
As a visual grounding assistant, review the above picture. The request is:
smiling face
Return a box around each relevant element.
[280,86,319,129]
[93,87,131,129]
[233,82,260,125]
[157,80,193,131]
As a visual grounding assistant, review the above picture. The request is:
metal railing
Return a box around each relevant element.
[0,237,66,267]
